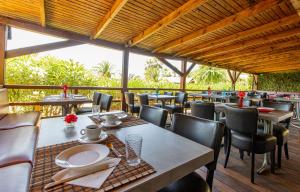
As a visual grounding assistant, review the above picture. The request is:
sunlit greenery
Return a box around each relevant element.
[6,55,252,115]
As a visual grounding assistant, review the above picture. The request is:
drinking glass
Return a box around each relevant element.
[125,134,143,166]
[92,105,100,116]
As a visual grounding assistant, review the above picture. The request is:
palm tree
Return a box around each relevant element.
[93,61,113,78]
[192,65,226,84]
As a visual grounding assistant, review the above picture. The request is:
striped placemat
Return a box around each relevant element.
[88,115,148,130]
[30,134,155,192]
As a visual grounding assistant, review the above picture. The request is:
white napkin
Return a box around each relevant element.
[53,158,121,189]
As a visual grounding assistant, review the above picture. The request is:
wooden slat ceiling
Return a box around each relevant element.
[0,0,299,74]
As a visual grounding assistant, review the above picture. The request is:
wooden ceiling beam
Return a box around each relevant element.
[207,39,300,62]
[186,63,196,75]
[156,57,183,76]
[5,40,83,59]
[217,52,292,65]
[216,51,300,66]
[154,0,281,53]
[177,14,300,56]
[91,0,129,39]
[0,15,202,63]
[39,0,46,27]
[241,60,300,70]
[291,0,300,16]
[128,0,208,46]
[195,27,300,59]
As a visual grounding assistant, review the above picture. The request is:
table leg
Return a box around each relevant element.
[257,120,272,174]
[61,104,70,116]
[161,100,166,108]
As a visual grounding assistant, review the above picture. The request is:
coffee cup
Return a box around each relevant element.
[102,114,118,124]
[80,125,101,140]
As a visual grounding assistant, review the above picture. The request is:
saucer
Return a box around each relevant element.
[101,120,122,128]
[115,113,128,120]
[78,132,108,144]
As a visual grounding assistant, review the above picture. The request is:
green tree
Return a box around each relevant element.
[191,65,226,84]
[93,61,113,78]
[144,58,162,82]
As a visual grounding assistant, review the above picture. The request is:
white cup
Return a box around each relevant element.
[80,125,101,140]
[102,115,118,124]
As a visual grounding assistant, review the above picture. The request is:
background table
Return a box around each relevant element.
[38,114,213,191]
[215,103,293,173]
[148,95,178,107]
[43,95,92,115]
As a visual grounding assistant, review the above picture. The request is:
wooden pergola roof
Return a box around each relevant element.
[0,0,299,74]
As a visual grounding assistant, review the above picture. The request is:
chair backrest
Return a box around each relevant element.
[138,94,149,106]
[229,96,239,103]
[175,92,187,105]
[191,102,215,120]
[171,113,224,187]
[263,100,293,111]
[225,105,258,135]
[139,105,168,128]
[92,92,102,105]
[164,91,173,96]
[100,94,113,112]
[124,92,134,106]
[262,101,294,127]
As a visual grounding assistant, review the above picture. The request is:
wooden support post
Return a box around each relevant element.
[252,74,258,91]
[180,59,187,91]
[0,24,7,86]
[157,57,183,76]
[227,70,241,91]
[121,48,129,111]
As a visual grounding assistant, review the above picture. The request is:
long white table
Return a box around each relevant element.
[38,114,214,191]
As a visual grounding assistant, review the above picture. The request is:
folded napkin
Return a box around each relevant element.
[52,158,121,189]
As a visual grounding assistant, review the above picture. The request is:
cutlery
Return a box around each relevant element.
[107,143,124,158]
[44,162,116,189]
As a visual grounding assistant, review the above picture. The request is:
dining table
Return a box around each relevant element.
[214,103,293,173]
[274,97,300,120]
[148,94,178,107]
[37,112,214,191]
[42,94,92,116]
[189,93,230,102]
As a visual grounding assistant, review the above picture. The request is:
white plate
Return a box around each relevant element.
[55,144,109,169]
[78,132,108,144]
[115,113,128,120]
[101,120,122,128]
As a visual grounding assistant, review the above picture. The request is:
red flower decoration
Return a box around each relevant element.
[238,91,246,98]
[62,84,68,91]
[64,114,78,123]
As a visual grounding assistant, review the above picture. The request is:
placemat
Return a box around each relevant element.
[30,134,155,192]
[88,115,148,130]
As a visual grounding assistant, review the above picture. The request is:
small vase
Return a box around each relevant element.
[65,122,75,128]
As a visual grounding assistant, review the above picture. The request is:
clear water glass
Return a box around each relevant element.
[92,105,100,115]
[125,134,143,166]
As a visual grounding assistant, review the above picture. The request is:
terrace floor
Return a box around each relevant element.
[195,121,300,192]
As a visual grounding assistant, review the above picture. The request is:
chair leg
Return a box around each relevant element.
[277,144,282,168]
[224,131,231,168]
[251,152,255,183]
[206,169,214,190]
[239,149,244,160]
[284,143,289,160]
[223,128,228,155]
[271,149,275,174]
